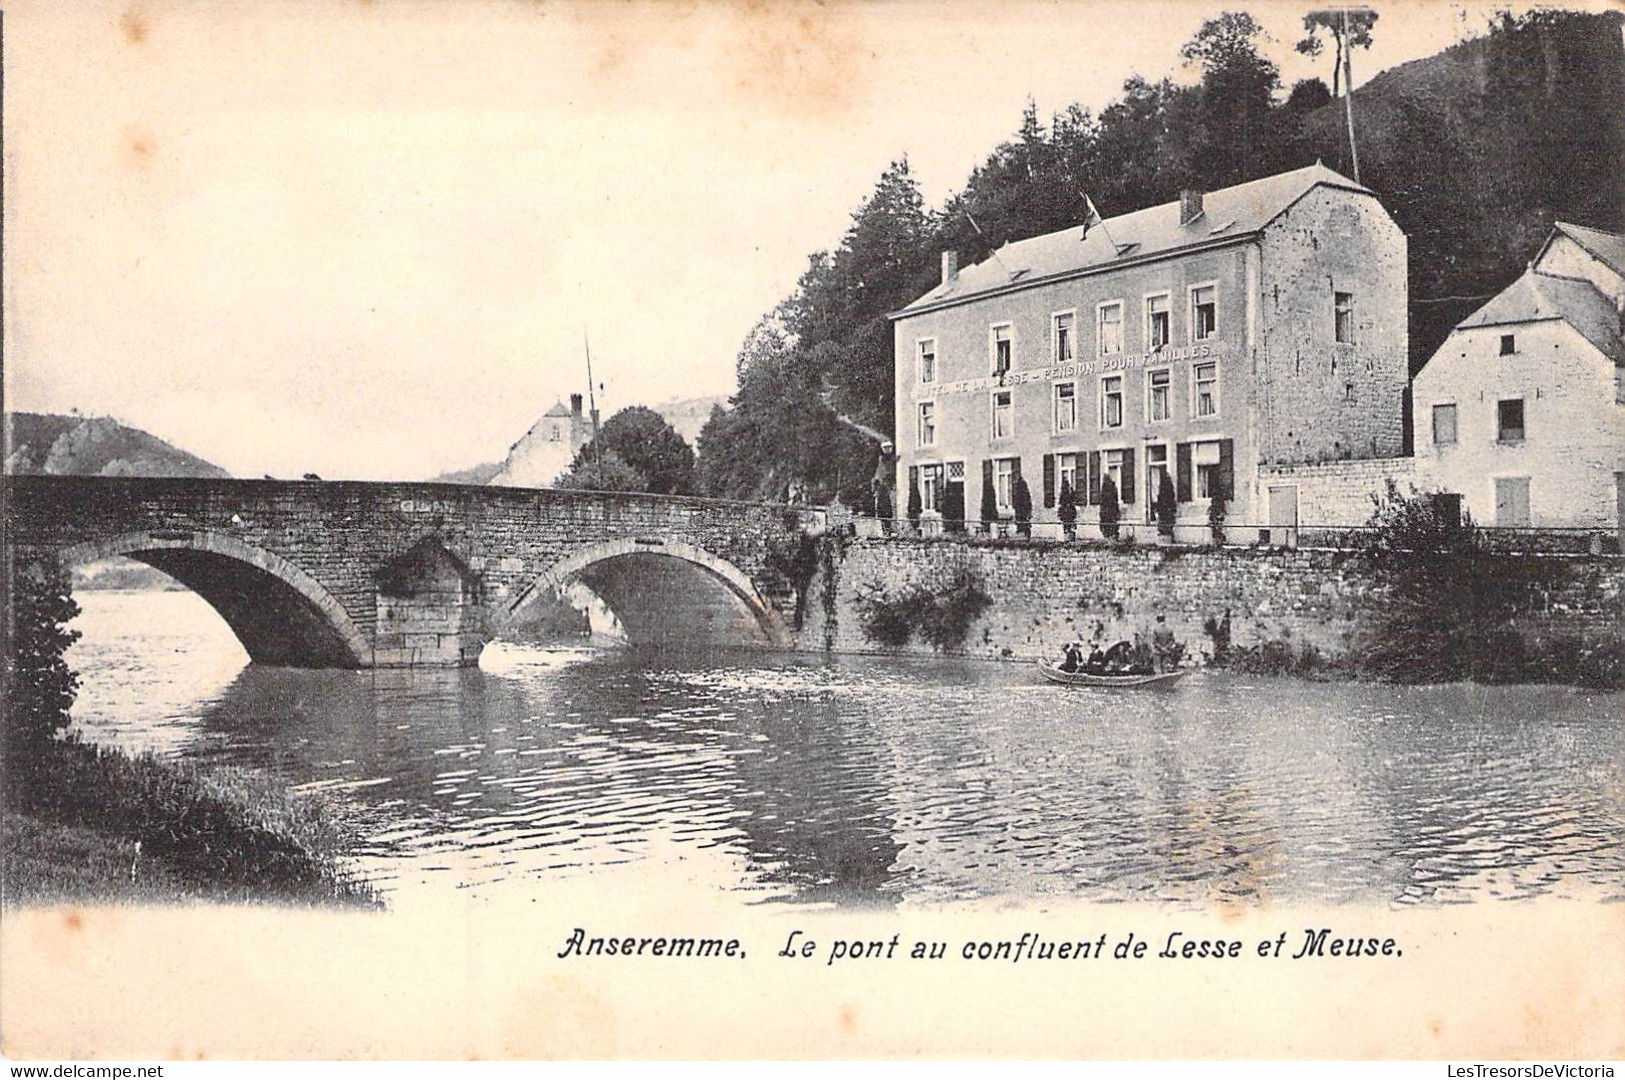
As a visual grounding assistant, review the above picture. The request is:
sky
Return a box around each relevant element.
[0,0,1582,479]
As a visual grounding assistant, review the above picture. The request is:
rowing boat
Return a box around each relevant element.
[1036,660,1185,688]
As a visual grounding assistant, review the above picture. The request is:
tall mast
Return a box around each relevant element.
[583,326,601,462]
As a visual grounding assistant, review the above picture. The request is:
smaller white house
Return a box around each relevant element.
[1412,222,1625,529]
[488,394,596,488]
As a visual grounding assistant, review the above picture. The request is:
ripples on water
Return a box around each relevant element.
[65,591,1625,909]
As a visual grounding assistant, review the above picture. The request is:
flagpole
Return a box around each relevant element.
[583,326,601,465]
[1080,191,1122,251]
[960,205,1016,279]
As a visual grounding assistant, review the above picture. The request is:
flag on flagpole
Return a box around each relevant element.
[1079,193,1104,239]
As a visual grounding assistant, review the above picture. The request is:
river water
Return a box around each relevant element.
[65,590,1625,910]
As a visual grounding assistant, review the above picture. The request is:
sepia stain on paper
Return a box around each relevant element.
[119,127,159,172]
[120,8,149,46]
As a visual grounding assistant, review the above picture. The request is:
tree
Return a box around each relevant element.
[4,561,81,762]
[553,450,648,493]
[1285,77,1333,112]
[1296,7,1378,180]
[1098,475,1121,541]
[1153,472,1178,538]
[1180,12,1284,188]
[1058,478,1078,540]
[572,406,696,496]
[942,484,966,534]
[1012,478,1033,538]
[1208,481,1229,545]
[1296,8,1377,100]
[979,476,999,532]
[906,477,922,532]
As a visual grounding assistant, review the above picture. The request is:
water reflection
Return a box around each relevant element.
[65,591,1625,908]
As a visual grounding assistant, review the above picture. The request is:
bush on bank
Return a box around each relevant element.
[2,561,377,908]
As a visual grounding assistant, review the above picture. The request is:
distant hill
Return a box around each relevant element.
[1299,10,1625,372]
[428,460,503,485]
[648,395,727,447]
[4,412,230,479]
[4,411,230,591]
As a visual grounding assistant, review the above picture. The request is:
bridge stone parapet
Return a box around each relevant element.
[7,476,820,668]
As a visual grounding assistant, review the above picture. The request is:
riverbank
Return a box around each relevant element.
[2,738,378,908]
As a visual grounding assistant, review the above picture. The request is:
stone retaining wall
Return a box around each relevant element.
[799,536,1623,667]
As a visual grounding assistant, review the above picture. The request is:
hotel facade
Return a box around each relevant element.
[890,164,1408,533]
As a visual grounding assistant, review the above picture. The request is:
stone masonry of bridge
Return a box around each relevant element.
[8,477,819,668]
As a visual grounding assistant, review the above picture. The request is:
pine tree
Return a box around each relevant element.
[1012,478,1033,538]
[1099,476,1121,541]
[1058,479,1078,540]
[980,476,999,533]
[1154,472,1178,538]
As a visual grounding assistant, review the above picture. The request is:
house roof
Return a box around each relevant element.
[1457,268,1624,366]
[893,163,1374,318]
[542,400,573,418]
[1544,221,1625,280]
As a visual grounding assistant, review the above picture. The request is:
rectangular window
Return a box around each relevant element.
[1500,334,1516,356]
[917,339,937,384]
[1101,375,1123,428]
[1147,443,1170,507]
[1194,440,1222,499]
[920,463,943,513]
[992,390,1013,439]
[1098,302,1124,356]
[1104,449,1125,495]
[1053,381,1077,433]
[994,458,1016,512]
[1191,284,1217,342]
[991,324,1013,376]
[1146,294,1171,350]
[1147,368,1171,422]
[1052,312,1075,364]
[1432,404,1457,446]
[1193,362,1218,418]
[917,401,935,447]
[1334,291,1355,344]
[1497,398,1525,442]
[1057,453,1078,502]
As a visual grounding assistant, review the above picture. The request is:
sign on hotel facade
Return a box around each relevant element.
[889,165,1410,531]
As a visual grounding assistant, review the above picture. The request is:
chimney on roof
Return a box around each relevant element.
[570,393,583,416]
[1180,189,1205,226]
[941,250,959,287]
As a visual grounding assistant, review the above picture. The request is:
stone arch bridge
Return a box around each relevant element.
[8,477,822,668]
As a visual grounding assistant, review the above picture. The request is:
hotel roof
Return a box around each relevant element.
[893,163,1373,318]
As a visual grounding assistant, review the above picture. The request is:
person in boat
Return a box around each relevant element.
[1151,616,1177,673]
[1059,641,1084,673]
[1084,644,1107,673]
[1100,640,1136,674]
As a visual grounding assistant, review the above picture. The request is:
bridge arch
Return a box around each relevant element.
[502,538,785,648]
[55,530,371,668]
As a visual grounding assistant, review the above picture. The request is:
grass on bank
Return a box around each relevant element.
[2,738,379,909]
